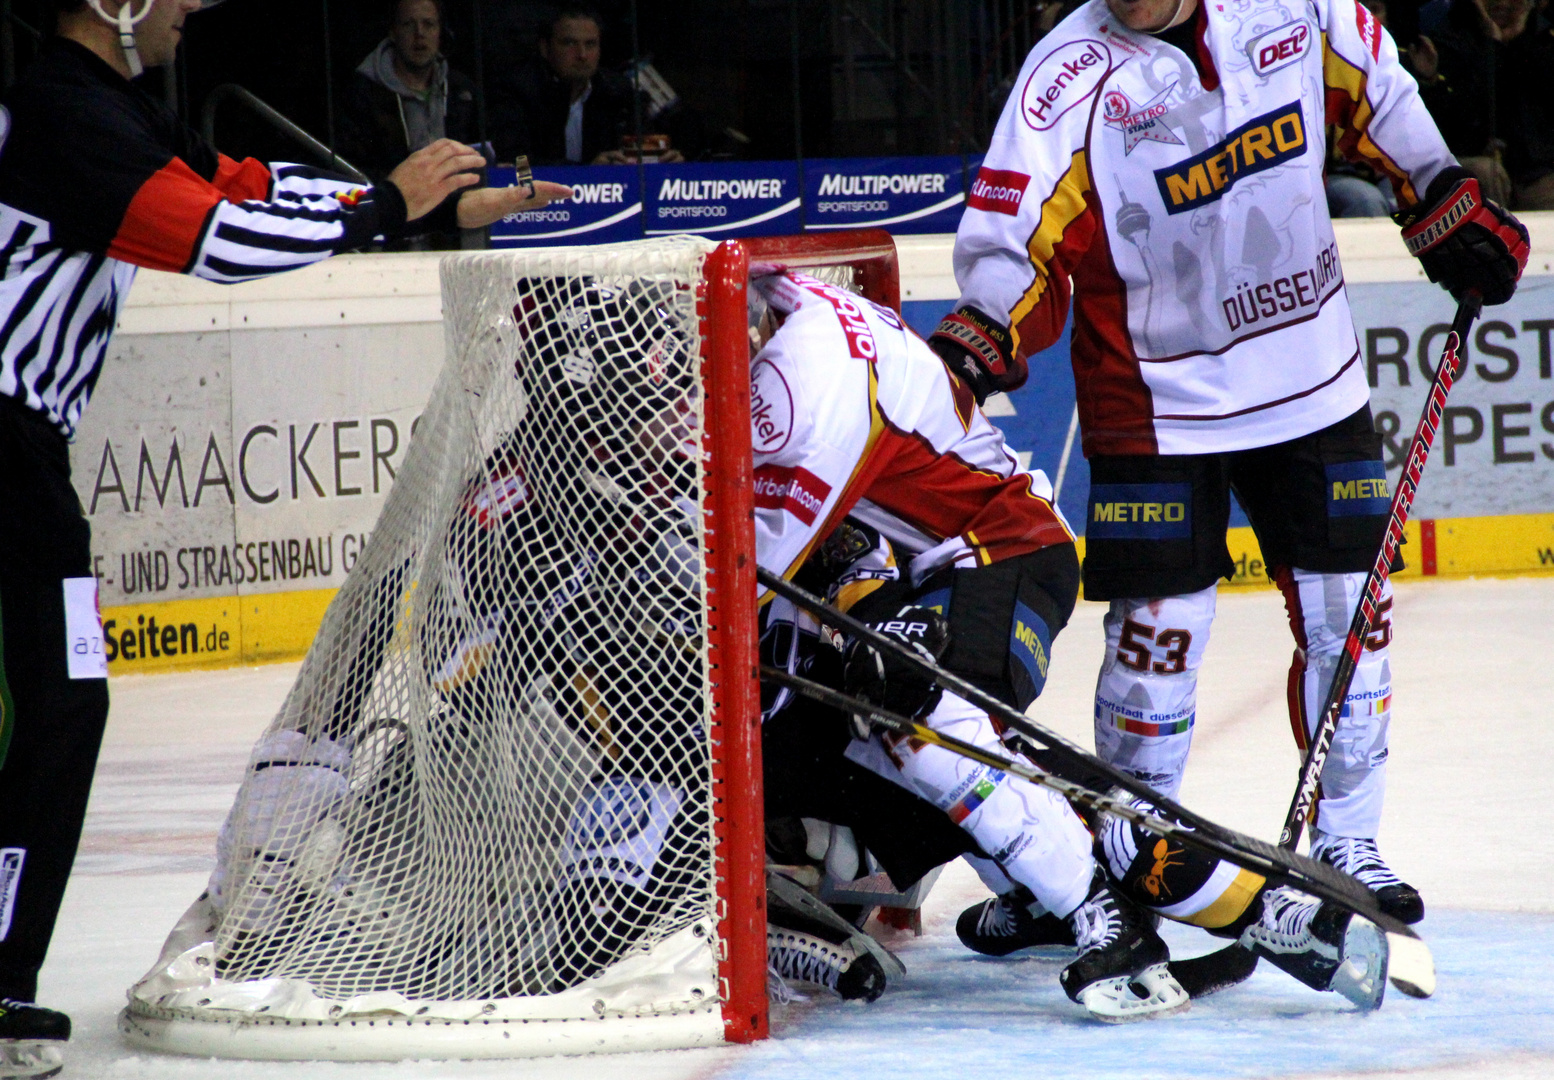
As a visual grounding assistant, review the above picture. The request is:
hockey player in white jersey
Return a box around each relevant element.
[928,0,1530,941]
[747,267,1190,1020]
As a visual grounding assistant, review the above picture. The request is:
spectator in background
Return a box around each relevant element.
[337,0,482,181]
[1409,0,1554,210]
[492,5,682,166]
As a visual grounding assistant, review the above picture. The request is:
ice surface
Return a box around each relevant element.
[41,577,1554,1078]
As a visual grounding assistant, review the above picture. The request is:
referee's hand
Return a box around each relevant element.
[387,139,488,221]
[456,181,573,229]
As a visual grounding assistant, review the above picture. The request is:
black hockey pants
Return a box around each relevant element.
[0,396,109,1002]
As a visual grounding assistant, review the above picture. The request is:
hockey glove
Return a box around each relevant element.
[927,306,1024,405]
[1393,166,1529,306]
[843,605,952,734]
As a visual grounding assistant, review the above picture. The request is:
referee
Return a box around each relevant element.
[0,1,565,1073]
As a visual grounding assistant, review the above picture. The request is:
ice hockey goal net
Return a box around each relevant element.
[120,231,900,1061]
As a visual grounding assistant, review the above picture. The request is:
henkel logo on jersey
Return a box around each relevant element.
[966,168,1030,215]
[753,464,832,526]
[1247,21,1312,76]
[1021,40,1111,131]
[750,359,793,453]
[1355,2,1382,59]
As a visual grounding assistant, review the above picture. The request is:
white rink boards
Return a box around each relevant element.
[52,576,1554,1079]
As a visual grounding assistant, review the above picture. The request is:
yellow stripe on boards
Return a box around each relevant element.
[100,588,336,674]
[1070,511,1554,588]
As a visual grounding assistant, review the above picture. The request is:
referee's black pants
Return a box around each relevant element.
[0,396,109,1002]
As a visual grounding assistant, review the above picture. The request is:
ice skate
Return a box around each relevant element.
[1238,885,1389,1010]
[1059,871,1188,1023]
[956,885,1076,956]
[767,919,888,1002]
[1310,829,1424,924]
[0,999,69,1080]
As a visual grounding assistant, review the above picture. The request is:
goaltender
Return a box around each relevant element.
[0,0,565,1073]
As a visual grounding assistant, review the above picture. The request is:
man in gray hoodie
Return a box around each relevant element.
[337,0,481,182]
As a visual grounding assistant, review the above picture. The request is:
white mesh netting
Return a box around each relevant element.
[122,237,865,1060]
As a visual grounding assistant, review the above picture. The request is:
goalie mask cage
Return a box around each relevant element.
[119,231,901,1062]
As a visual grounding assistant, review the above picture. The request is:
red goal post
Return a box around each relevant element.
[702,230,901,1043]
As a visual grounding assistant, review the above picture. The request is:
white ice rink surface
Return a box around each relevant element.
[46,576,1554,1079]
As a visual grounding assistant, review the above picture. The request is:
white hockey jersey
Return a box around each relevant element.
[954,0,1454,455]
[749,272,1072,595]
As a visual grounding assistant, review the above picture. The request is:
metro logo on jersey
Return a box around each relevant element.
[966,168,1031,215]
[1154,103,1305,214]
[1326,460,1391,517]
[1355,1,1382,59]
[1246,21,1311,75]
[1088,483,1192,539]
[753,464,832,526]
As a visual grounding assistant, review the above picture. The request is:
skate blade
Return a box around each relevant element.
[1331,916,1388,1011]
[1384,930,1436,999]
[0,1040,65,1079]
[1079,962,1191,1023]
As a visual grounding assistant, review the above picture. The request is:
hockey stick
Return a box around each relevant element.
[1279,291,1482,849]
[1173,292,1483,994]
[754,568,1423,939]
[759,663,1435,998]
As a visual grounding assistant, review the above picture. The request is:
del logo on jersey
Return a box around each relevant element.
[1246,21,1311,76]
[1154,103,1306,214]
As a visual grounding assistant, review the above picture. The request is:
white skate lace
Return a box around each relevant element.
[1252,887,1320,951]
[767,932,848,991]
[975,896,1020,939]
[1069,893,1121,955]
[1313,835,1405,890]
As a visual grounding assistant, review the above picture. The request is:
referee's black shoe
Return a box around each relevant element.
[0,998,69,1079]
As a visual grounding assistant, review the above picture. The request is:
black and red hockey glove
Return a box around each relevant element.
[843,606,952,727]
[1393,166,1529,306]
[927,305,1025,405]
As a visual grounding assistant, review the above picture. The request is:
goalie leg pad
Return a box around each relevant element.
[210,731,351,931]
[1093,587,1217,801]
[1096,802,1266,930]
[846,692,1093,918]
[1280,568,1392,837]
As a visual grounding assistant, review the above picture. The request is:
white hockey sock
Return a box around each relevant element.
[1281,568,1392,838]
[1092,586,1217,801]
[846,692,1093,918]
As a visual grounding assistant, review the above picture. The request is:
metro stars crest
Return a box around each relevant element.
[1103,83,1184,154]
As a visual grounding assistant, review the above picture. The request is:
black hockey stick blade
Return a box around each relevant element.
[1167,945,1259,998]
[756,564,1408,924]
[759,666,1436,999]
[758,667,1430,951]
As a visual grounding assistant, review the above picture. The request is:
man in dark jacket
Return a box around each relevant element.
[336,0,483,180]
[490,6,681,166]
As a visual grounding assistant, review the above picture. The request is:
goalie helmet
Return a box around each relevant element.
[511,278,698,507]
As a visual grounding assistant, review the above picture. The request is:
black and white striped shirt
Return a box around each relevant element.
[0,39,435,437]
